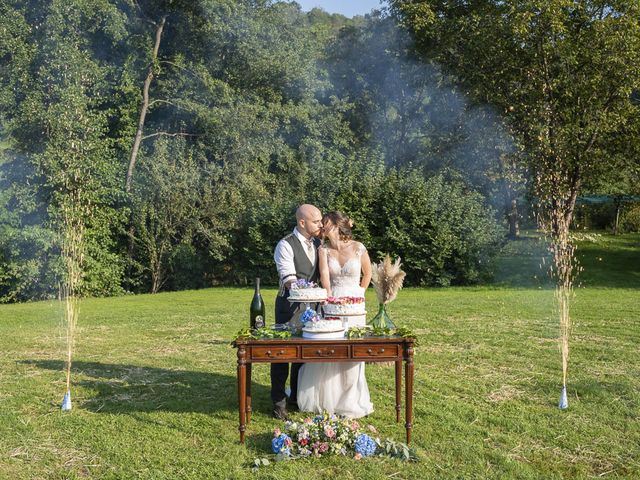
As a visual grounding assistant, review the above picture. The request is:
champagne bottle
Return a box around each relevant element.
[250,277,265,330]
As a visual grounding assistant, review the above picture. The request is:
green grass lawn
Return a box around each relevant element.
[0,233,638,479]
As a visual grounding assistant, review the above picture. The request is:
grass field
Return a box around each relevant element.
[0,233,638,479]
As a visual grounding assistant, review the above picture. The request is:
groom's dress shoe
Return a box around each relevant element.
[287,398,299,411]
[272,406,289,420]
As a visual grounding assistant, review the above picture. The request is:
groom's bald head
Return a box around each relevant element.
[296,204,322,238]
[296,204,320,221]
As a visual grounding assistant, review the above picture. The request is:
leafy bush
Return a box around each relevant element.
[0,224,59,302]
[238,166,504,287]
[620,203,640,233]
[369,170,505,286]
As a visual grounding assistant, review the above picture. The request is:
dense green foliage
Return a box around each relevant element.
[1,1,638,300]
[390,0,640,231]
[0,234,638,478]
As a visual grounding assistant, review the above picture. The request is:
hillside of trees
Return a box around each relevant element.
[1,0,638,301]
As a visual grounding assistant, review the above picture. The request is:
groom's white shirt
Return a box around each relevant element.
[274,227,316,285]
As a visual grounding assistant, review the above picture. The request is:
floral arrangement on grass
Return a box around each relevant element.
[267,412,418,463]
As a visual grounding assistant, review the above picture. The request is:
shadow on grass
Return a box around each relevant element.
[22,360,271,415]
[246,431,279,456]
[576,246,640,289]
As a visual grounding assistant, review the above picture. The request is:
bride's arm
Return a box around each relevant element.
[360,246,372,289]
[318,247,332,297]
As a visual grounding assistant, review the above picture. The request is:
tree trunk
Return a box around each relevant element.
[613,198,621,235]
[150,246,164,294]
[126,16,167,284]
[564,174,580,230]
[125,16,167,193]
[151,267,162,294]
[507,198,519,239]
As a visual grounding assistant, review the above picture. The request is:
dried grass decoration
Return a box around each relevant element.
[369,255,406,329]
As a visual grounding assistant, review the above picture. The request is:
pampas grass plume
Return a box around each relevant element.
[371,255,406,305]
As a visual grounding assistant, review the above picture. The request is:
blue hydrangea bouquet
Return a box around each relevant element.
[270,412,418,462]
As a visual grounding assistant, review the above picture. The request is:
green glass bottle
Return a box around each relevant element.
[250,277,265,330]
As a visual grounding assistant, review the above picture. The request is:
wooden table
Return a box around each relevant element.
[232,336,415,444]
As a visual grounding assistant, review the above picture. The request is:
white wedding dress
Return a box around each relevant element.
[296,243,374,418]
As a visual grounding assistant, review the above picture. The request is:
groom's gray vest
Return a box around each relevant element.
[277,234,320,297]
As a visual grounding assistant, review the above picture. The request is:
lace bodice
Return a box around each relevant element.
[324,242,366,289]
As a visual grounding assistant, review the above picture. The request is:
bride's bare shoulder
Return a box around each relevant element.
[354,241,367,254]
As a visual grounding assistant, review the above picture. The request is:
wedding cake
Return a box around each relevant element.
[323,286,367,329]
[300,308,345,339]
[323,296,366,316]
[288,279,327,302]
[302,318,346,339]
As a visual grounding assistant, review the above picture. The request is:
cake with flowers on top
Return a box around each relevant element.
[322,285,367,328]
[288,279,328,302]
[300,308,345,339]
[323,296,366,316]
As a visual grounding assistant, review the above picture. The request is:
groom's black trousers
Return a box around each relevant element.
[271,295,302,407]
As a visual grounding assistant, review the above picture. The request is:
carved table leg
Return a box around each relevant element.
[237,345,247,443]
[395,359,402,423]
[246,363,252,424]
[405,343,414,444]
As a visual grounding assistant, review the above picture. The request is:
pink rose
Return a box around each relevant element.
[324,426,336,438]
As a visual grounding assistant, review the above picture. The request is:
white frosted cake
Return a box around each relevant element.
[288,279,327,301]
[302,319,345,339]
[323,297,365,316]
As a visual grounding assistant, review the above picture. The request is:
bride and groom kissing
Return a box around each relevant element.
[271,204,374,420]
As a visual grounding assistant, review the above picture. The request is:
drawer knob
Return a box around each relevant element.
[367,348,373,354]
[266,350,272,356]
[380,348,385,353]
[330,349,335,354]
[316,350,321,355]
[279,350,285,355]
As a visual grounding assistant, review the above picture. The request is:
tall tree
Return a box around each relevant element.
[391,0,640,405]
[0,0,129,300]
[390,0,640,232]
[126,14,167,193]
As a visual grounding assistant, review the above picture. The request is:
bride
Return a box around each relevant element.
[296,211,374,418]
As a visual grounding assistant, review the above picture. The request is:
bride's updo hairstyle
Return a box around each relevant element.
[323,211,353,242]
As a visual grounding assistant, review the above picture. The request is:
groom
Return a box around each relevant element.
[271,204,323,419]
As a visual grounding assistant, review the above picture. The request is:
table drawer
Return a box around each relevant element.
[252,346,298,360]
[302,345,349,359]
[353,344,399,358]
